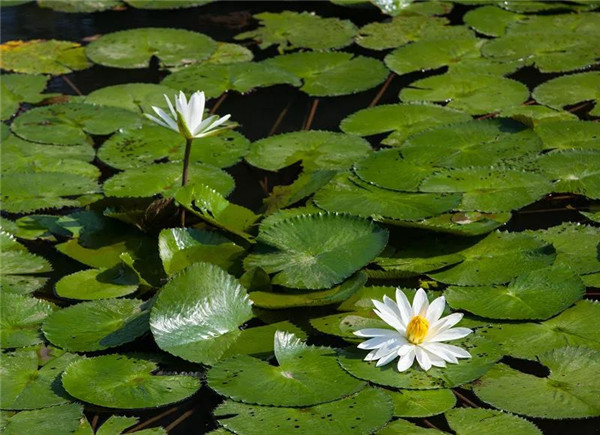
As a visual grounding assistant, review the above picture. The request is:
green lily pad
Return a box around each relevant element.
[0,0,34,6]
[445,408,541,435]
[377,418,442,434]
[420,167,552,213]
[480,300,600,360]
[37,0,121,12]
[150,262,254,365]
[99,126,250,170]
[249,272,366,309]
[309,311,374,342]
[54,264,140,300]
[339,335,501,389]
[384,36,482,76]
[215,388,393,434]
[103,162,234,198]
[534,71,600,117]
[244,213,388,290]
[401,72,529,115]
[429,231,556,286]
[395,211,511,236]
[61,354,201,409]
[386,388,456,417]
[42,298,149,352]
[314,173,460,221]
[123,0,211,8]
[339,103,471,146]
[11,103,141,146]
[499,1,590,13]
[0,40,90,75]
[246,130,371,172]
[264,51,389,97]
[503,11,600,34]
[1,74,48,120]
[464,5,524,36]
[534,120,600,150]
[473,347,600,419]
[370,0,452,16]
[0,294,55,349]
[533,150,600,199]
[84,83,176,114]
[1,233,52,293]
[207,331,365,406]
[162,62,300,99]
[85,27,217,69]
[235,11,357,51]
[501,106,577,128]
[337,287,439,313]
[263,170,337,214]
[0,276,48,296]
[203,42,253,65]
[0,349,79,410]
[445,264,584,320]
[0,403,84,435]
[94,416,138,435]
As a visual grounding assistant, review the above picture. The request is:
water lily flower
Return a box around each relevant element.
[145,91,231,140]
[354,288,472,372]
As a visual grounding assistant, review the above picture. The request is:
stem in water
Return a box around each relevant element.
[180,137,193,227]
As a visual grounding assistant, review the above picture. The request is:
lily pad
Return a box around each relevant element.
[386,388,456,417]
[245,130,371,172]
[0,40,90,74]
[445,408,541,435]
[244,213,388,290]
[37,0,121,12]
[533,150,600,199]
[429,231,556,286]
[533,71,600,117]
[103,162,234,198]
[235,11,357,51]
[94,416,138,435]
[264,51,389,97]
[203,42,253,65]
[123,0,211,8]
[464,5,524,36]
[534,120,600,150]
[0,403,84,435]
[54,264,140,300]
[150,262,254,365]
[84,83,176,114]
[377,418,442,434]
[1,74,48,120]
[396,211,511,236]
[207,331,365,406]
[86,28,217,69]
[0,294,55,349]
[215,388,393,434]
[445,264,584,320]
[11,103,141,146]
[61,354,201,409]
[1,232,52,294]
[42,298,149,352]
[162,62,300,99]
[263,170,337,214]
[473,347,600,419]
[501,106,577,128]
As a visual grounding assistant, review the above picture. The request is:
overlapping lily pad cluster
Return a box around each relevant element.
[1,0,599,433]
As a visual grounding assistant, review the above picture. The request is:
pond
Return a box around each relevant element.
[1,1,599,434]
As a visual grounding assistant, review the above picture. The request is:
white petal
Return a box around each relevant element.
[203,114,230,132]
[145,113,173,131]
[428,327,472,343]
[176,91,188,114]
[395,288,412,326]
[428,342,471,360]
[357,336,393,350]
[188,92,204,132]
[375,349,399,367]
[372,341,402,360]
[412,288,429,317]
[354,328,399,338]
[373,308,404,332]
[397,349,415,372]
[364,349,379,361]
[421,342,458,364]
[415,346,432,371]
[397,343,414,356]
[426,295,446,323]
[424,348,447,368]
[429,312,463,336]
[195,114,219,134]
[164,94,176,118]
[151,107,177,131]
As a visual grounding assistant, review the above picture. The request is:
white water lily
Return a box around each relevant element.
[145,91,231,140]
[354,288,472,372]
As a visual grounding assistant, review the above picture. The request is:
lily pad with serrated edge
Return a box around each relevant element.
[445,408,541,435]
[395,211,511,236]
[0,403,84,435]
[463,5,524,36]
[501,106,577,129]
[150,262,254,365]
[249,272,366,309]
[84,83,176,114]
[339,334,501,389]
[1,74,48,120]
[245,130,371,172]
[61,354,201,409]
[499,1,591,13]
[479,300,600,360]
[244,213,388,290]
[94,416,138,435]
[313,173,461,221]
[123,0,211,9]
[503,11,600,34]
[0,349,79,410]
[445,264,584,320]
[339,103,471,146]
[11,103,141,146]
[429,231,556,286]
[533,71,600,117]
[0,294,56,349]
[385,388,456,417]
[85,28,216,69]
[200,42,253,65]
[54,264,140,300]
[207,331,365,406]
[1,232,52,282]
[448,57,525,77]
[103,162,234,198]
[42,298,149,352]
[162,61,300,99]
[235,11,357,52]
[534,120,600,150]
[377,418,442,434]
[264,51,388,97]
[215,388,393,435]
[370,0,451,16]
[473,347,600,419]
[309,311,377,342]
[99,126,250,170]
[401,72,529,115]
[37,0,121,12]
[0,40,90,74]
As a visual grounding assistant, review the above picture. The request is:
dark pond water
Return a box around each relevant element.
[2,1,598,434]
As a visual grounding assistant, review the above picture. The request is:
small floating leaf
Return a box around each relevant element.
[0,40,90,74]
[534,120,600,150]
[0,294,55,349]
[37,0,121,12]
[533,71,600,117]
[464,5,524,36]
[1,74,48,120]
[84,83,176,114]
[445,408,542,434]
[54,264,139,300]
[533,150,600,199]
[386,388,456,417]
[0,403,84,435]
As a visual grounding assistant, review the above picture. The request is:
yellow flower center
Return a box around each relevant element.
[406,315,429,344]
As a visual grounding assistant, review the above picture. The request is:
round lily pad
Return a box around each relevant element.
[533,150,600,199]
[37,0,121,12]
[533,71,599,117]
[1,74,48,120]
[264,52,389,97]
[215,388,393,435]
[150,262,254,365]
[339,335,501,389]
[207,331,365,406]
[396,211,511,236]
[0,403,84,435]
[534,120,600,151]
[1,233,52,292]
[11,103,141,146]
[123,0,211,9]
[0,40,90,74]
[204,42,253,65]
[445,408,541,434]
[61,354,201,409]
[377,418,441,434]
[245,130,371,172]
[0,294,55,349]
[445,264,585,320]
[473,347,600,419]
[42,298,149,352]
[85,27,217,69]
[244,213,388,290]
[84,83,176,114]
[386,388,456,417]
[54,264,140,300]
[103,162,234,198]
[464,5,524,36]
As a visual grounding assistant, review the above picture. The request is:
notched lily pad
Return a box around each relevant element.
[445,408,541,434]
[533,71,600,117]
[84,83,176,114]
[0,293,56,349]
[0,40,90,74]
[0,403,84,435]
[1,74,49,120]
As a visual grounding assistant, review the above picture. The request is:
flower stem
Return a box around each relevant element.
[180,137,193,227]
